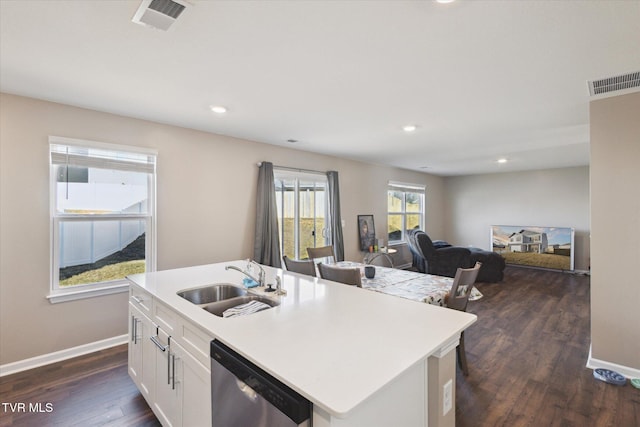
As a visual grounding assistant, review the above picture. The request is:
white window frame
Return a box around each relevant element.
[48,136,157,303]
[387,181,425,245]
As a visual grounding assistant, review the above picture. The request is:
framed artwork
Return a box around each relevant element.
[358,215,376,251]
[491,225,575,271]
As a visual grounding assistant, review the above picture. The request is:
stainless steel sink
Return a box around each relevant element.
[177,284,247,305]
[202,295,280,317]
[177,284,279,317]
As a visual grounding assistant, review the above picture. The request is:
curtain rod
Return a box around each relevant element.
[256,162,327,175]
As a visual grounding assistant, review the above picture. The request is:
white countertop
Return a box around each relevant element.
[127,260,477,418]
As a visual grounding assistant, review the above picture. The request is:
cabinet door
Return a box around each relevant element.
[129,302,155,401]
[172,340,212,427]
[129,306,142,384]
[152,329,180,427]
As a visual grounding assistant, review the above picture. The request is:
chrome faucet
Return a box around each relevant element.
[225,260,265,287]
[275,276,286,296]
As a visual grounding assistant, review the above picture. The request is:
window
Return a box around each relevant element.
[49,137,156,303]
[387,182,425,244]
[274,169,329,260]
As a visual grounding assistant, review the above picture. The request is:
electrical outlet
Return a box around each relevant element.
[443,379,453,414]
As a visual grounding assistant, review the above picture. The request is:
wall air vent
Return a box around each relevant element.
[132,0,189,31]
[588,71,640,97]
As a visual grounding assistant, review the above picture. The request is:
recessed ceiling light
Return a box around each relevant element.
[402,125,417,132]
[210,105,227,114]
[497,158,508,164]
[435,0,455,4]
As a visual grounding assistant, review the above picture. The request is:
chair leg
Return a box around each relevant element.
[457,331,469,376]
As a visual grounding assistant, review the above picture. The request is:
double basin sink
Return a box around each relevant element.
[177,284,279,317]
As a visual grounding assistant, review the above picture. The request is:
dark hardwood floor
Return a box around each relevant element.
[1,266,638,426]
[457,266,639,427]
[0,345,159,427]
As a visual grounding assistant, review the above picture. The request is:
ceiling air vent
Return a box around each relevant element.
[132,0,189,31]
[588,71,640,97]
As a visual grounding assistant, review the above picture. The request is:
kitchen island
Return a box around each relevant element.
[127,260,477,427]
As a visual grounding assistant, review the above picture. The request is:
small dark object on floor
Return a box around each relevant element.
[593,368,626,386]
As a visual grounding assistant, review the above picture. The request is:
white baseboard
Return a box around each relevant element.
[572,269,590,276]
[587,345,640,379]
[0,334,128,377]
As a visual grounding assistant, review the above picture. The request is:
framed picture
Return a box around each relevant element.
[358,215,376,251]
[491,225,575,271]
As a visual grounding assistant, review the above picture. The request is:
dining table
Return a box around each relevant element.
[335,261,483,306]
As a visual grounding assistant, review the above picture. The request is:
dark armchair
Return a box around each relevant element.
[408,230,471,278]
[407,229,505,282]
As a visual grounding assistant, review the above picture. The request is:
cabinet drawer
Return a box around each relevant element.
[130,286,153,315]
[179,321,211,367]
[153,299,179,336]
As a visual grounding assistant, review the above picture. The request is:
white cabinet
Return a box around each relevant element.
[171,339,212,427]
[129,284,211,427]
[149,324,212,427]
[130,286,153,315]
[129,302,155,402]
[151,326,180,427]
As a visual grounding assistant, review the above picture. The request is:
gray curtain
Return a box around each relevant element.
[254,162,282,267]
[327,171,345,262]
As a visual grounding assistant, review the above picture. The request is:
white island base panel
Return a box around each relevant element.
[313,341,457,427]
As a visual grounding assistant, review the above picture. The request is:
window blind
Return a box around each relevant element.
[50,138,156,174]
[388,181,426,193]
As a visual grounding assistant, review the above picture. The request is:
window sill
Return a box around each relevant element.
[47,282,129,304]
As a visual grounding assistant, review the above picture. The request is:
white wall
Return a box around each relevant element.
[0,93,444,365]
[443,167,590,272]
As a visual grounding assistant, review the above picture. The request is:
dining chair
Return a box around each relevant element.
[447,261,482,376]
[317,263,362,287]
[282,256,316,277]
[306,246,336,264]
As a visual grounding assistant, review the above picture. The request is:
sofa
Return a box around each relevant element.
[407,229,505,283]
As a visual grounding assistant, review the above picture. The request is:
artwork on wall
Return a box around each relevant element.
[358,215,376,252]
[491,225,575,271]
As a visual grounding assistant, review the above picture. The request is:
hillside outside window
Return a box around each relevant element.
[49,137,157,303]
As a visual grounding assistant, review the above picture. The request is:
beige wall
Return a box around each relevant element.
[7,90,632,371]
[443,167,591,272]
[590,91,640,370]
[0,93,444,365]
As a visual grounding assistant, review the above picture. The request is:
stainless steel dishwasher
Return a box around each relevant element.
[211,340,312,427]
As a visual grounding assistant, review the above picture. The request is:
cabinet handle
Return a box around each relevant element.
[131,295,143,304]
[130,316,140,344]
[133,319,139,345]
[130,315,135,342]
[171,353,177,390]
[150,335,168,352]
[164,336,173,385]
[131,316,138,344]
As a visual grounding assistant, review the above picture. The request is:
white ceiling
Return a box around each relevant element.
[1,0,639,176]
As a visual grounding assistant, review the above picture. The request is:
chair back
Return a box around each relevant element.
[307,246,336,264]
[414,231,437,259]
[406,229,427,273]
[317,263,362,287]
[448,262,482,312]
[282,256,317,277]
